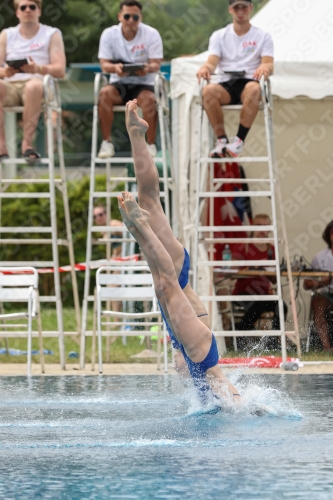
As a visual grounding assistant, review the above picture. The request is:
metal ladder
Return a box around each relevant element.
[0,75,81,369]
[80,72,176,368]
[193,76,301,362]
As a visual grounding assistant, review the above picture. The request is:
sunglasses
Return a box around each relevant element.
[19,4,37,11]
[123,14,140,21]
[93,212,105,219]
[232,4,250,10]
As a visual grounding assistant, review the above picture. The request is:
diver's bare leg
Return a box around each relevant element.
[120,196,191,379]
[121,192,240,400]
[122,192,210,358]
[126,100,208,321]
[126,100,207,377]
[118,196,181,350]
[126,100,185,272]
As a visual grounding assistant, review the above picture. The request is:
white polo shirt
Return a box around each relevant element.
[208,24,274,83]
[311,248,333,294]
[98,22,163,86]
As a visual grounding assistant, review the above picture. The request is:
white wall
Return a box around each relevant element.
[244,97,333,264]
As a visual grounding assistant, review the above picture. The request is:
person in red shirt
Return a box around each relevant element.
[232,213,287,333]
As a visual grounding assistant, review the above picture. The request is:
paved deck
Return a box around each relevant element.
[1,362,333,376]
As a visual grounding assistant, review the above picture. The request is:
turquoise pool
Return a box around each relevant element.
[0,374,332,499]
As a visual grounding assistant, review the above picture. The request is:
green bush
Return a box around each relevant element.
[0,174,124,305]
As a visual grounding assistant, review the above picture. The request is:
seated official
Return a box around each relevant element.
[0,0,66,162]
[304,220,333,351]
[196,0,274,158]
[97,0,163,159]
[93,203,123,259]
[232,214,287,333]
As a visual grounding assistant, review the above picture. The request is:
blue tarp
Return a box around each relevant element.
[0,349,54,356]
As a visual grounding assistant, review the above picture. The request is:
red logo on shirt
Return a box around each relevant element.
[131,44,145,52]
[242,41,257,48]
[30,43,42,50]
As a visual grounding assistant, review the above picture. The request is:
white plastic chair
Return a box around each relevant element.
[0,267,43,375]
[93,265,167,373]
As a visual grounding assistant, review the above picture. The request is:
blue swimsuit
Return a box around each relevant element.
[159,247,190,350]
[180,334,219,404]
[158,248,219,401]
[178,247,190,289]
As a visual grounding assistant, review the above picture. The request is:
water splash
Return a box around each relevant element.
[237,381,302,419]
[184,372,302,420]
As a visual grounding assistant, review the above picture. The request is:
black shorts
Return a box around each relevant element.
[220,78,258,105]
[110,82,154,103]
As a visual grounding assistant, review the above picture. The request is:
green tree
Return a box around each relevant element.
[0,0,268,63]
[0,175,124,304]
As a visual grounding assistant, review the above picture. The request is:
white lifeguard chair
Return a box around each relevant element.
[0,75,80,369]
[193,76,301,362]
[80,72,176,369]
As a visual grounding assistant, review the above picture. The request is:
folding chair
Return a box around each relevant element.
[92,265,166,373]
[0,267,43,376]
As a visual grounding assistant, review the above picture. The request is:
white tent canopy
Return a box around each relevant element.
[171,0,333,101]
[251,0,333,99]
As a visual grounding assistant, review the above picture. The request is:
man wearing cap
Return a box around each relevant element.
[197,0,274,158]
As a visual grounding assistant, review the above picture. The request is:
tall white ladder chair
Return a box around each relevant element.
[193,76,301,362]
[0,75,81,369]
[80,72,176,368]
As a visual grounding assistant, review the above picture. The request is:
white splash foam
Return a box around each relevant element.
[184,373,302,420]
[239,384,302,419]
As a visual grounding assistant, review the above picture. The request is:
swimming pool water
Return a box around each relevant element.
[0,374,332,499]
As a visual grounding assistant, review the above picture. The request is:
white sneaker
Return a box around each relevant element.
[98,140,115,158]
[146,143,157,157]
[225,136,244,158]
[210,137,228,157]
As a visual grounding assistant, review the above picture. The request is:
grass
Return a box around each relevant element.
[1,308,332,365]
[0,307,167,365]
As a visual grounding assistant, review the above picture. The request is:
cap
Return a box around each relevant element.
[229,0,252,6]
